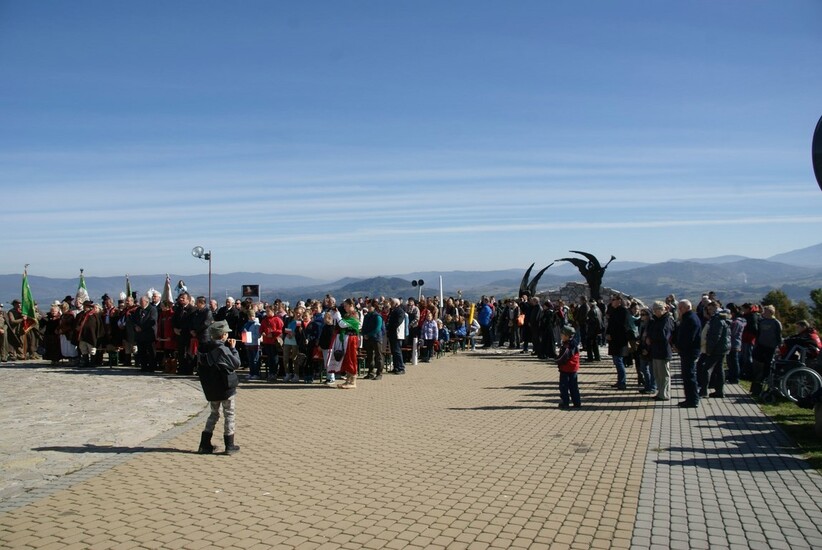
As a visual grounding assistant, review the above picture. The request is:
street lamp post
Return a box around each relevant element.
[191,246,212,303]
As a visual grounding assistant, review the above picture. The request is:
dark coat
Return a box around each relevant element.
[704,313,731,356]
[76,310,102,347]
[606,305,629,355]
[197,340,240,402]
[675,310,702,356]
[647,312,674,360]
[132,305,157,344]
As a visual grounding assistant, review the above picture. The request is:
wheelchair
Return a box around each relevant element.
[759,346,822,404]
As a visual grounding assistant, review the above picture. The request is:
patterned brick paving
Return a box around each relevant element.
[1,350,820,549]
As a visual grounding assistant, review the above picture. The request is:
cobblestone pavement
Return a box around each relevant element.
[1,349,821,549]
[630,358,822,550]
[0,362,204,502]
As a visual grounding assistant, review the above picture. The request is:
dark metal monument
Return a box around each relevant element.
[518,262,553,298]
[556,251,615,301]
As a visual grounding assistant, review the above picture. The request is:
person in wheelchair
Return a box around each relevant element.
[779,320,821,362]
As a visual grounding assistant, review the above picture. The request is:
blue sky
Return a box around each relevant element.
[1,1,821,279]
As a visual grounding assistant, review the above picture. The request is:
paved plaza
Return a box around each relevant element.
[2,349,822,549]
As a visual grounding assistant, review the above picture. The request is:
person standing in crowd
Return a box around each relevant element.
[282,304,305,382]
[477,296,493,349]
[156,300,177,372]
[525,296,542,356]
[334,299,361,389]
[133,296,158,372]
[362,299,385,379]
[675,299,703,408]
[42,301,62,365]
[698,301,730,398]
[75,300,102,368]
[740,303,759,380]
[118,295,138,367]
[519,294,532,354]
[172,292,196,375]
[750,305,782,397]
[647,300,674,401]
[241,308,262,381]
[420,310,438,363]
[538,300,556,359]
[636,307,656,395]
[726,303,746,384]
[585,299,602,362]
[606,295,630,390]
[556,326,581,409]
[0,304,8,362]
[196,320,241,455]
[58,301,78,366]
[387,298,406,375]
[260,304,283,381]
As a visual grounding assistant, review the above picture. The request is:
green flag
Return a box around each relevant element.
[21,267,36,331]
[76,269,89,304]
[126,275,132,299]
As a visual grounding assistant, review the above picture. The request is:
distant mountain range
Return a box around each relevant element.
[3,242,822,307]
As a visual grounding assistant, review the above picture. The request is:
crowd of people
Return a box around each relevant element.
[2,287,820,409]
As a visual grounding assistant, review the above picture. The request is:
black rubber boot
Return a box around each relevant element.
[108,351,119,368]
[197,431,214,454]
[224,434,240,455]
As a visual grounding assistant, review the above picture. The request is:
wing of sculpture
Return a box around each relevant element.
[527,263,554,297]
[519,263,535,297]
[556,257,589,272]
[569,250,602,271]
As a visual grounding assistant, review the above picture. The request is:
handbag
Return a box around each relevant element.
[517,314,526,327]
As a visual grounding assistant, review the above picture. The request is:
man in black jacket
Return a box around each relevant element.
[133,296,158,372]
[387,298,406,374]
[172,292,195,375]
[197,320,241,455]
[675,300,703,408]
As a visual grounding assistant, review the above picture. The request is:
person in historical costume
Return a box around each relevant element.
[326,299,361,389]
[58,302,78,366]
[156,300,178,373]
[75,301,102,368]
[6,299,38,360]
[119,295,138,367]
[0,304,8,362]
[42,301,63,365]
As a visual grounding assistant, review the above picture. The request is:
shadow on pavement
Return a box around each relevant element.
[34,444,195,454]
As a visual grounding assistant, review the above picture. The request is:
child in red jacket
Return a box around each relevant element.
[557,326,581,409]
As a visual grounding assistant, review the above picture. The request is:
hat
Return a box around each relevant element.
[83,300,94,307]
[561,326,576,337]
[51,300,61,307]
[12,299,21,306]
[209,320,231,338]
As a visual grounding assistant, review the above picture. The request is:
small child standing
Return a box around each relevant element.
[241,309,261,381]
[556,326,581,409]
[420,311,439,362]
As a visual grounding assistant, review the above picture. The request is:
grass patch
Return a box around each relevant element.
[740,380,822,471]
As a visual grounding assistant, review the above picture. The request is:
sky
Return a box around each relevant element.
[1,1,821,280]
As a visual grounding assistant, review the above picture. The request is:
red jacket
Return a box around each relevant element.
[260,315,284,345]
[556,340,580,373]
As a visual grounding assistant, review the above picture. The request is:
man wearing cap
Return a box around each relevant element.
[196,320,241,455]
[75,300,102,368]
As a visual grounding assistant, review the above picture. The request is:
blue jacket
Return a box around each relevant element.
[675,310,702,356]
[477,304,493,327]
